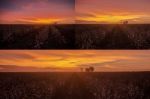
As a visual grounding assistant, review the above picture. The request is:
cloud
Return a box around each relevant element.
[78,59,123,68]
[76,0,150,23]
[33,57,66,62]
[0,0,75,24]
[0,50,150,72]
[76,12,95,18]
[0,51,35,60]
[0,0,75,9]
[0,64,65,72]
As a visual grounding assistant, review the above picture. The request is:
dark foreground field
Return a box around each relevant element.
[0,24,75,49]
[76,24,150,49]
[0,72,150,99]
[1,24,150,49]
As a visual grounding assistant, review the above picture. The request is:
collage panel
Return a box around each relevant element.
[0,50,150,99]
[0,0,75,49]
[0,0,150,99]
[75,0,150,49]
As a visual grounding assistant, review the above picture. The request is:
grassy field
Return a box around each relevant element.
[0,72,150,99]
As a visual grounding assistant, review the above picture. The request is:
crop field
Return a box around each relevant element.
[76,24,150,49]
[0,24,150,49]
[0,24,75,49]
[0,72,150,99]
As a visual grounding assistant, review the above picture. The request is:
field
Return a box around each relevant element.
[76,24,150,49]
[0,24,150,49]
[0,72,150,99]
[0,24,75,49]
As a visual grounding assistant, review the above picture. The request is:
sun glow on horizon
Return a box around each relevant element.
[77,13,148,23]
[0,0,74,24]
[76,0,150,24]
[19,18,61,24]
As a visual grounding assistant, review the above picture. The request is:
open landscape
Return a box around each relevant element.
[0,72,150,99]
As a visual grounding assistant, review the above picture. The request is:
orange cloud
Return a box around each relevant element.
[19,18,61,24]
[0,50,150,72]
[76,0,150,24]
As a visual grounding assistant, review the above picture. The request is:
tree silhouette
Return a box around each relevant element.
[85,67,94,72]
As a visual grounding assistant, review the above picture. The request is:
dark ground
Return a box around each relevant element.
[0,24,150,49]
[0,72,150,99]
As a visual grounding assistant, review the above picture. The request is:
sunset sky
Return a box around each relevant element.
[0,0,150,24]
[0,0,75,24]
[0,50,150,72]
[76,0,150,24]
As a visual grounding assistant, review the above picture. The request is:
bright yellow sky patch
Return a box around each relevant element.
[77,14,145,23]
[20,18,61,24]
